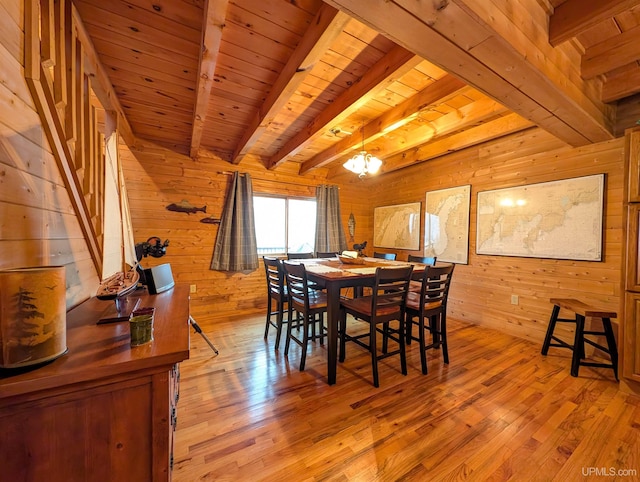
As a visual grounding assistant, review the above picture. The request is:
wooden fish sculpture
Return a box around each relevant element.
[166,200,206,214]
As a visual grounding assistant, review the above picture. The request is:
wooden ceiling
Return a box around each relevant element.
[72,0,640,180]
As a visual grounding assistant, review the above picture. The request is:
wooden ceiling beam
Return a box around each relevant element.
[266,44,422,170]
[189,0,228,159]
[324,0,613,147]
[332,113,533,178]
[299,75,466,174]
[581,25,640,79]
[230,4,349,165]
[370,96,511,159]
[602,67,640,103]
[549,0,640,46]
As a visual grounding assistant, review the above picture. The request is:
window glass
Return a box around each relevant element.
[288,198,316,253]
[254,196,316,255]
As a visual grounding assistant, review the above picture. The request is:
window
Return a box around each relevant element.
[254,196,316,255]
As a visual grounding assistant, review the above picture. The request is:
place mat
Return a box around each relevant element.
[305,265,344,274]
[345,267,378,275]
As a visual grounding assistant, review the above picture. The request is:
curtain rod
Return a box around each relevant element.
[217,171,336,189]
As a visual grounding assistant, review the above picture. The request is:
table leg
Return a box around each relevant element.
[326,283,341,385]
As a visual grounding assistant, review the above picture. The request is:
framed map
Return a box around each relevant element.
[476,174,605,261]
[425,185,471,264]
[374,202,420,250]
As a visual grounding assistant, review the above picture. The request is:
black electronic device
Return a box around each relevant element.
[143,263,175,294]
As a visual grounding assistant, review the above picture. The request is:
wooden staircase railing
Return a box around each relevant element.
[23,0,137,277]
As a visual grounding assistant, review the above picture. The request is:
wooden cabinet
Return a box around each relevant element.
[0,284,190,482]
[628,128,640,202]
[624,293,640,383]
[623,128,640,383]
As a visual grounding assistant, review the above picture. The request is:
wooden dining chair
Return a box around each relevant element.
[407,255,437,264]
[404,263,456,374]
[263,256,289,350]
[283,261,328,371]
[407,255,437,292]
[373,252,397,260]
[353,251,397,298]
[339,265,413,387]
[287,252,314,260]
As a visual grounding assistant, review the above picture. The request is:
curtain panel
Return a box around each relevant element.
[315,185,347,254]
[210,172,258,271]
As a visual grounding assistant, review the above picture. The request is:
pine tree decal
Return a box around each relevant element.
[12,287,44,341]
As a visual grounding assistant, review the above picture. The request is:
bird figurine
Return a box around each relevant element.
[353,240,367,257]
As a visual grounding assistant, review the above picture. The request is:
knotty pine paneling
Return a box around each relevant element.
[360,128,624,344]
[122,128,623,345]
[0,0,97,308]
[121,139,370,320]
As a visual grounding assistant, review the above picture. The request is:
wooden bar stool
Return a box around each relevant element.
[541,298,618,380]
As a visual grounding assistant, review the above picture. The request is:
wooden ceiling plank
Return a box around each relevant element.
[324,0,608,147]
[549,0,640,46]
[80,25,198,70]
[75,0,201,41]
[602,68,640,103]
[299,74,466,173]
[189,0,228,158]
[267,44,421,169]
[229,4,350,164]
[581,25,640,79]
[98,54,197,89]
[73,5,200,56]
[72,4,135,147]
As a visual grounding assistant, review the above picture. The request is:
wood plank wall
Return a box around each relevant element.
[357,127,625,344]
[120,140,371,320]
[0,0,96,308]
[122,126,624,346]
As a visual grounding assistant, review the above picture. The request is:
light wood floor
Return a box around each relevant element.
[172,314,640,481]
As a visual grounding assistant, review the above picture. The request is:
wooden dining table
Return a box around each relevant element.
[296,257,429,385]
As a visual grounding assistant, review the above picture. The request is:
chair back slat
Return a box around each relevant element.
[283,261,310,311]
[373,252,397,260]
[263,256,285,297]
[418,263,455,308]
[287,252,314,260]
[316,251,339,258]
[371,266,413,319]
[407,255,437,265]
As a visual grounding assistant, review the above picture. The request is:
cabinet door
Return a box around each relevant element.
[628,128,640,202]
[624,293,640,382]
[627,205,640,292]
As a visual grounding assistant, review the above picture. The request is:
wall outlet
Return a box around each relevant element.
[510,294,519,305]
[190,284,197,293]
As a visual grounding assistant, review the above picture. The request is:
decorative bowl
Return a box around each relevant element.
[338,255,365,265]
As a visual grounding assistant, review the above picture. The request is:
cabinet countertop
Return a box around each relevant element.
[0,283,190,401]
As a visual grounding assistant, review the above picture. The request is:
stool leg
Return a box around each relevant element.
[602,317,619,381]
[571,314,585,377]
[541,304,560,355]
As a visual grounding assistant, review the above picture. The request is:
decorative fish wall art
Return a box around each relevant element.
[348,213,356,241]
[165,200,206,214]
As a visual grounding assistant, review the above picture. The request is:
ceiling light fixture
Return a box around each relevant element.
[343,123,382,178]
